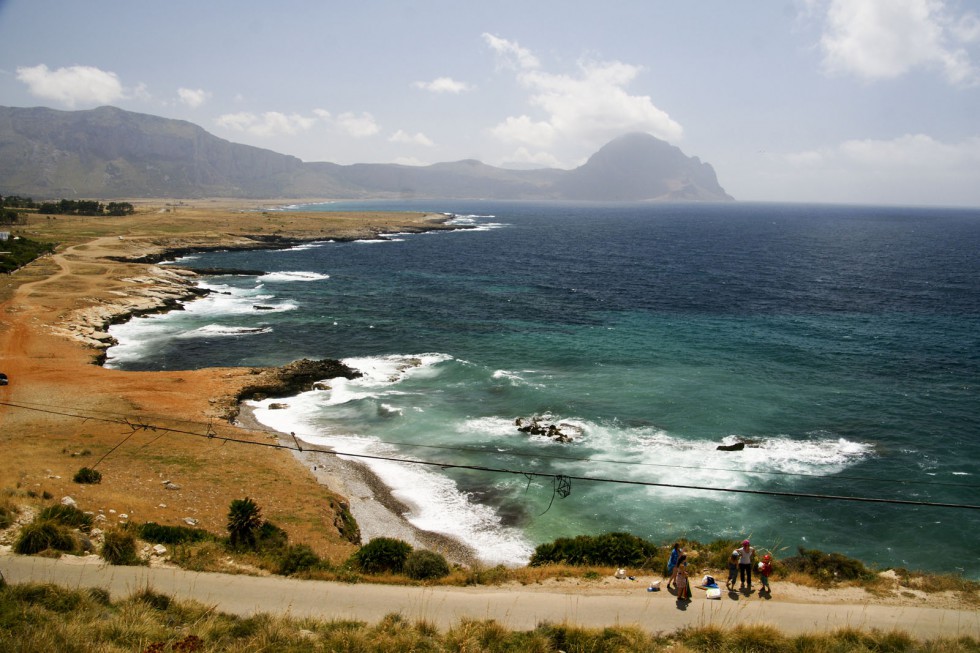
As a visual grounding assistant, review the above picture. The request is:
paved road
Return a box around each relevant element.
[2,555,978,640]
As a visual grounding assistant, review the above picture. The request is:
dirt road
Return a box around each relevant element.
[2,555,977,639]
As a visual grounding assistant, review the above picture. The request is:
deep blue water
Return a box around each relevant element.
[107,201,980,575]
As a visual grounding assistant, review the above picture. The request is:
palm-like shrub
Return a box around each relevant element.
[227,497,263,550]
[404,549,450,580]
[352,537,412,574]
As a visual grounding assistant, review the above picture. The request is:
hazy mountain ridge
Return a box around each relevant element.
[0,105,732,201]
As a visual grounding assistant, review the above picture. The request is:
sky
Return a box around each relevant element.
[1,0,978,207]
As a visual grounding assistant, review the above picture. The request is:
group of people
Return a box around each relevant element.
[665,539,773,601]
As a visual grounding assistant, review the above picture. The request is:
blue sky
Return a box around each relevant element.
[1,0,978,206]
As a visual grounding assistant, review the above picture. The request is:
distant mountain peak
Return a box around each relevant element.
[0,106,732,201]
[558,132,732,201]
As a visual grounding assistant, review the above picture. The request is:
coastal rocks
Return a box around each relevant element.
[716,438,761,452]
[515,416,579,443]
[236,358,362,403]
[50,265,208,355]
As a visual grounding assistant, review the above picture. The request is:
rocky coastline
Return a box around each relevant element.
[54,211,484,564]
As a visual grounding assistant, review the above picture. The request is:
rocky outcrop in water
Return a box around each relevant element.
[236,358,362,403]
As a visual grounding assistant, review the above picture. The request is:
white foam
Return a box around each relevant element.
[260,271,330,282]
[245,351,535,565]
[179,324,272,338]
[282,241,328,252]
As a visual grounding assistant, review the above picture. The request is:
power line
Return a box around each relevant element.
[6,397,978,490]
[2,399,979,511]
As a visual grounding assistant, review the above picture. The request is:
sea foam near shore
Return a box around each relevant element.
[247,353,536,566]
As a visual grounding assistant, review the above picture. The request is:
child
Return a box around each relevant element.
[759,554,773,594]
[727,550,740,590]
[675,554,691,601]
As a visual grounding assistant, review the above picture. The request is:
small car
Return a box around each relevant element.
[0,373,7,386]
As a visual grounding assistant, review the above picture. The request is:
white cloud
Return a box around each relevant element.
[483,33,540,70]
[768,133,980,204]
[483,35,683,167]
[389,130,434,146]
[16,64,125,107]
[177,87,210,108]
[504,147,562,169]
[786,133,980,169]
[215,111,317,137]
[413,77,472,93]
[819,0,979,85]
[336,112,380,138]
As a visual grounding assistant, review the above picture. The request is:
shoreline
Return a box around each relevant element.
[233,404,480,567]
[0,202,476,562]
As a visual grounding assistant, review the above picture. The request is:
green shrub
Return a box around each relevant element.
[781,547,873,583]
[72,467,102,484]
[38,504,93,533]
[279,544,321,576]
[352,537,413,574]
[101,529,139,565]
[136,521,210,545]
[404,549,451,580]
[256,520,289,554]
[14,520,77,555]
[227,497,263,550]
[529,532,659,568]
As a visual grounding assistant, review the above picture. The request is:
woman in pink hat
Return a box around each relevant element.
[736,539,756,590]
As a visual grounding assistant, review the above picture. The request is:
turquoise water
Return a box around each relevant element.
[107,201,980,575]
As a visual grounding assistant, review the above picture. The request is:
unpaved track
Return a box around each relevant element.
[2,555,978,639]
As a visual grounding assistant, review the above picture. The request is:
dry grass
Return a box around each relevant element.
[2,583,978,653]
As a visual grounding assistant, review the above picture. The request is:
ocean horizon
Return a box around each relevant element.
[106,200,980,577]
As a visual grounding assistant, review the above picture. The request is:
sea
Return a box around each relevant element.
[105,201,980,577]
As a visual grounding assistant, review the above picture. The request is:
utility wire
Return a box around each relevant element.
[2,399,979,511]
[4,398,977,490]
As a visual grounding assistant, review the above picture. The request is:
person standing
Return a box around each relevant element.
[674,554,691,601]
[666,543,682,589]
[759,553,773,594]
[737,539,756,590]
[726,550,740,590]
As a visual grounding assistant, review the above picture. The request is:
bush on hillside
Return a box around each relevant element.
[529,532,659,568]
[256,520,289,554]
[278,544,322,576]
[404,549,451,580]
[352,537,413,574]
[0,501,18,529]
[136,521,211,545]
[101,529,139,566]
[14,520,77,555]
[781,547,873,583]
[38,504,93,533]
[72,467,102,484]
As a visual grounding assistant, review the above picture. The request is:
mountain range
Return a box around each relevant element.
[0,105,732,202]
